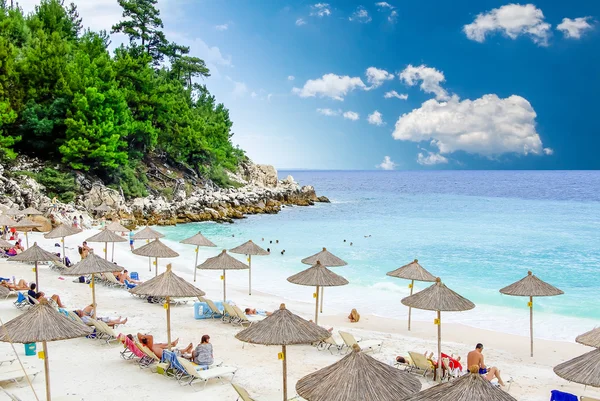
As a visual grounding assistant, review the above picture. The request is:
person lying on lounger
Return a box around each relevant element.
[117,269,141,284]
[244,307,272,316]
[136,333,192,359]
[74,305,128,327]
[0,279,29,291]
[35,291,65,308]
[467,343,506,386]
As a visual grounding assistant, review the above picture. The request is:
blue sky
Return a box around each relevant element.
[20,0,600,170]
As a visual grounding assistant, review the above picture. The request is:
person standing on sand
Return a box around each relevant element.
[467,343,505,386]
[129,230,134,251]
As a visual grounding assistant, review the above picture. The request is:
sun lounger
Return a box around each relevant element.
[222,303,239,324]
[232,383,257,401]
[13,292,31,309]
[0,365,40,386]
[581,397,600,401]
[232,305,266,327]
[407,351,434,378]
[103,273,125,288]
[136,342,160,368]
[202,298,224,319]
[338,331,383,354]
[177,357,237,390]
[316,335,345,354]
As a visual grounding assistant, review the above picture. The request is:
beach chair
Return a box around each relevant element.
[96,321,119,344]
[232,383,257,401]
[204,298,224,319]
[551,390,578,401]
[0,364,40,386]
[135,343,160,368]
[0,359,16,367]
[338,331,383,354]
[123,279,136,289]
[13,292,30,309]
[232,305,266,327]
[222,303,239,324]
[103,273,125,288]
[407,351,434,378]
[177,357,237,390]
[581,397,600,401]
[316,335,345,354]
[119,336,145,361]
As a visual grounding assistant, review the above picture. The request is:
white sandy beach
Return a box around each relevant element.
[0,229,598,401]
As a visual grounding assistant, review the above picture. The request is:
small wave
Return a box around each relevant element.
[370,282,407,293]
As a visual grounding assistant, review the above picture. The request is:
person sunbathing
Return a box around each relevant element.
[136,333,191,359]
[117,270,140,284]
[75,306,128,327]
[6,247,17,256]
[15,240,24,252]
[0,279,29,291]
[348,308,360,323]
[467,343,505,386]
[35,291,65,308]
[244,307,272,316]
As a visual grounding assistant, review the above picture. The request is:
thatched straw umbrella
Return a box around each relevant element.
[180,231,216,282]
[196,250,248,302]
[402,277,475,381]
[0,299,92,401]
[10,242,59,290]
[21,207,42,216]
[13,218,42,248]
[105,220,130,262]
[132,226,165,272]
[0,285,9,298]
[554,348,600,388]
[44,224,82,265]
[403,365,517,401]
[230,240,269,295]
[132,239,179,277]
[0,238,14,249]
[577,328,600,348]
[129,264,205,348]
[301,247,347,314]
[387,259,437,331]
[4,207,21,216]
[86,229,127,261]
[287,261,348,324]
[297,343,421,400]
[62,253,124,318]
[499,271,563,357]
[0,214,16,227]
[236,303,331,401]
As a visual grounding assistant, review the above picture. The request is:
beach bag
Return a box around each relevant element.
[65,256,72,267]
[78,276,85,283]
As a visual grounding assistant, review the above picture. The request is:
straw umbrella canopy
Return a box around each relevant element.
[4,207,21,216]
[105,221,130,262]
[132,239,179,277]
[129,264,205,348]
[44,224,82,265]
[0,285,9,298]
[287,261,349,324]
[62,253,124,319]
[577,328,600,348]
[13,218,42,248]
[21,207,42,216]
[132,226,165,272]
[196,250,248,302]
[236,303,331,401]
[302,247,347,314]
[86,229,127,261]
[554,348,600,388]
[402,277,475,381]
[0,238,14,249]
[0,214,16,227]
[10,242,59,290]
[229,240,269,295]
[499,271,563,357]
[0,299,92,401]
[403,366,517,401]
[297,343,421,401]
[180,231,216,282]
[387,259,437,331]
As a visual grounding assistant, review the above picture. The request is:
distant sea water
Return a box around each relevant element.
[157,171,600,342]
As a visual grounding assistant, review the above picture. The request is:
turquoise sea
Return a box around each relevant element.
[156,171,600,342]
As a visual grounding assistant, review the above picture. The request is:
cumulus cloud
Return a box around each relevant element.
[557,17,594,39]
[316,108,341,116]
[365,67,394,88]
[463,4,551,46]
[250,91,258,98]
[292,73,367,101]
[393,94,549,157]
[226,77,248,99]
[288,75,295,81]
[343,111,360,121]
[310,3,331,17]
[543,147,554,155]
[384,90,408,100]
[377,156,397,170]
[368,110,384,126]
[417,152,448,165]
[399,65,449,100]
[349,7,372,23]
[388,10,398,23]
[296,18,307,26]
[215,24,229,31]
[376,2,394,9]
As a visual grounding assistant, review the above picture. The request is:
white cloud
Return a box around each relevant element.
[393,94,550,157]
[296,18,307,26]
[178,36,232,78]
[343,111,360,121]
[365,67,394,88]
[399,64,449,100]
[376,2,394,9]
[388,10,398,23]
[267,94,273,102]
[215,24,229,31]
[349,7,372,23]
[417,152,448,165]
[543,147,554,155]
[226,77,248,99]
[463,4,551,46]
[310,3,331,17]
[384,90,408,100]
[316,108,341,116]
[368,111,384,126]
[251,91,258,98]
[377,156,397,170]
[557,17,594,39]
[292,73,367,101]
[288,75,295,81]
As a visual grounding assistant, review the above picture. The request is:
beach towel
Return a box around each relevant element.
[550,390,578,401]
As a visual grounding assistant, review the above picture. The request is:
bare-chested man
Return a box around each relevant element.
[467,343,506,386]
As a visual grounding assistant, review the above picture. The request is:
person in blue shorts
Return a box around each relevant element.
[467,343,506,386]
[128,231,134,251]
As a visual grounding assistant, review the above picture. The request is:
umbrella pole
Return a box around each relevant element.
[155,257,158,277]
[193,246,199,282]
[148,256,151,272]
[104,242,107,260]
[530,296,533,357]
[320,287,324,313]
[408,279,414,331]
[111,241,115,262]
[314,285,320,324]
[43,341,51,401]
[282,344,287,401]
[437,310,442,382]
[35,261,39,290]
[62,237,66,265]
[248,255,252,295]
[91,274,96,319]
[25,232,29,249]
[166,296,172,350]
[223,269,226,302]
